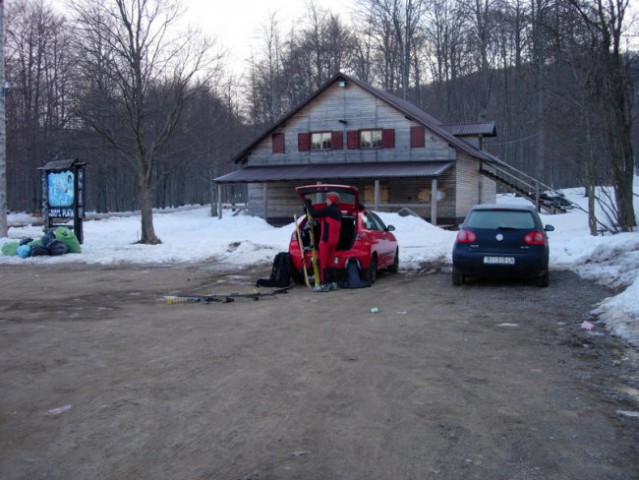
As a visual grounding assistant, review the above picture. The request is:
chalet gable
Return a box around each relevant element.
[228,72,495,169]
[214,72,503,227]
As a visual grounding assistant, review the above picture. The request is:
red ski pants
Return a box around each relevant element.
[318,241,337,284]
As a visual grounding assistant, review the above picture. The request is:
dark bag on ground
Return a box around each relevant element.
[256,252,292,287]
[338,258,371,289]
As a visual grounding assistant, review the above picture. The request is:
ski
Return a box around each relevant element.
[164,285,292,305]
[293,214,312,289]
[304,205,321,288]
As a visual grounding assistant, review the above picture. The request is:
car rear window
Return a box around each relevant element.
[466,210,536,229]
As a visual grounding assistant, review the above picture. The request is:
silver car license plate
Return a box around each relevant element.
[483,256,515,265]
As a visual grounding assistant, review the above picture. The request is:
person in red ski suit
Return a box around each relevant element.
[307,192,342,292]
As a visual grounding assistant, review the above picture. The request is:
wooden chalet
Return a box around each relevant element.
[214,72,502,226]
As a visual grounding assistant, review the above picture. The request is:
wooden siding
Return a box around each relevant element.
[246,184,266,218]
[454,155,496,219]
[247,182,301,219]
[434,168,458,220]
[479,163,497,204]
[247,83,456,166]
[247,174,464,225]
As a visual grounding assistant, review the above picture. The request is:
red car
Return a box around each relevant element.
[289,184,399,284]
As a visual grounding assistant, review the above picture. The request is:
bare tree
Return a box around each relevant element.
[458,0,501,119]
[423,0,469,116]
[303,3,358,84]
[69,0,217,244]
[4,0,75,213]
[247,4,357,124]
[246,13,291,125]
[293,2,358,88]
[357,0,428,98]
[0,0,6,237]
[562,0,636,231]
[351,21,375,83]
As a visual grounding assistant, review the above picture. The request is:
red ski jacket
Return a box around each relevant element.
[310,203,342,246]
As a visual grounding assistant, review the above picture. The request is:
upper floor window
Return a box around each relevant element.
[348,128,395,149]
[298,131,343,152]
[410,126,425,148]
[311,132,333,150]
[272,132,285,153]
[360,129,383,149]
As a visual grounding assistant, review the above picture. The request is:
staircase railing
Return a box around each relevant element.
[479,160,574,214]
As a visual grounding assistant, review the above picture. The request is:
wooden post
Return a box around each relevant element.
[217,183,223,219]
[263,183,268,220]
[430,178,438,225]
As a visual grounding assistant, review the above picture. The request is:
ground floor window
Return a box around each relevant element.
[363,183,389,204]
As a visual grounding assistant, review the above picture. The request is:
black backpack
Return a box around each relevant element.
[338,258,372,289]
[256,252,292,288]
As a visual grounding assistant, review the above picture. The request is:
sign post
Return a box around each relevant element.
[39,159,87,243]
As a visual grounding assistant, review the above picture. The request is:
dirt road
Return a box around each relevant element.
[1,263,638,480]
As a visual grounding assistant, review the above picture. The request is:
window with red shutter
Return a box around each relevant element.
[359,129,382,148]
[382,129,395,148]
[410,126,425,148]
[332,131,343,150]
[347,130,360,149]
[311,132,332,150]
[272,132,285,153]
[298,132,311,152]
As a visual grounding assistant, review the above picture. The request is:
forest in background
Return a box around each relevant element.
[4,0,637,220]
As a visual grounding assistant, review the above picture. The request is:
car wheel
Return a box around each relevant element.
[452,267,464,286]
[536,270,549,288]
[388,249,399,273]
[364,255,378,284]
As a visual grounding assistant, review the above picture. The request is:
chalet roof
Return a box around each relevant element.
[229,72,497,165]
[442,121,496,137]
[215,161,453,184]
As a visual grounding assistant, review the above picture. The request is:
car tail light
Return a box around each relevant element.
[456,229,477,243]
[524,231,546,245]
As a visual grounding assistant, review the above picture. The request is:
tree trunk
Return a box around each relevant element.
[587,185,597,236]
[564,0,636,231]
[609,71,635,231]
[138,176,160,244]
[0,0,6,237]
[612,129,635,231]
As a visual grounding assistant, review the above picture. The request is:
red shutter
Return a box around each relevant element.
[272,133,285,153]
[332,131,343,150]
[382,129,395,148]
[347,130,359,149]
[410,126,425,148]
[298,132,311,152]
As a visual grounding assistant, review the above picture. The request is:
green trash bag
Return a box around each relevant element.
[54,227,81,253]
[2,242,20,256]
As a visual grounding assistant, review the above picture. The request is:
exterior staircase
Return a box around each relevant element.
[479,159,573,214]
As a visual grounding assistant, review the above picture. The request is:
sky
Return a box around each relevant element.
[2,183,639,349]
[181,0,358,74]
